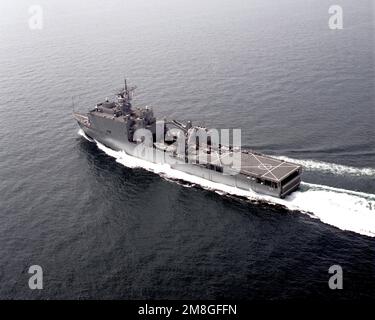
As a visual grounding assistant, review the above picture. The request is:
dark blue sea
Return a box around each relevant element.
[0,0,374,299]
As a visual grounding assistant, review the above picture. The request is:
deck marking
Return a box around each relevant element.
[252,154,278,180]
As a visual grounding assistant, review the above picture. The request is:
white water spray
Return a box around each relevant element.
[78,129,94,142]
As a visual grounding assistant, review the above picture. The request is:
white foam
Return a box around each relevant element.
[79,131,375,237]
[273,155,375,177]
[283,185,375,237]
[78,128,94,142]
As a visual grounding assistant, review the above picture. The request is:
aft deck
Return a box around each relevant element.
[239,152,300,182]
[198,149,301,183]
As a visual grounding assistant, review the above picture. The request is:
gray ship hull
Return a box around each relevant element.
[77,120,300,199]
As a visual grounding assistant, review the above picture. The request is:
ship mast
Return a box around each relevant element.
[122,77,137,103]
[124,78,128,99]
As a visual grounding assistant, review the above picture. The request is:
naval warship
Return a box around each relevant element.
[74,81,302,198]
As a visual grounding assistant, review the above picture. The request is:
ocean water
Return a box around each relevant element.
[0,0,374,299]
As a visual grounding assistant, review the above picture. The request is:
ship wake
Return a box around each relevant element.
[78,130,375,238]
[273,155,375,177]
